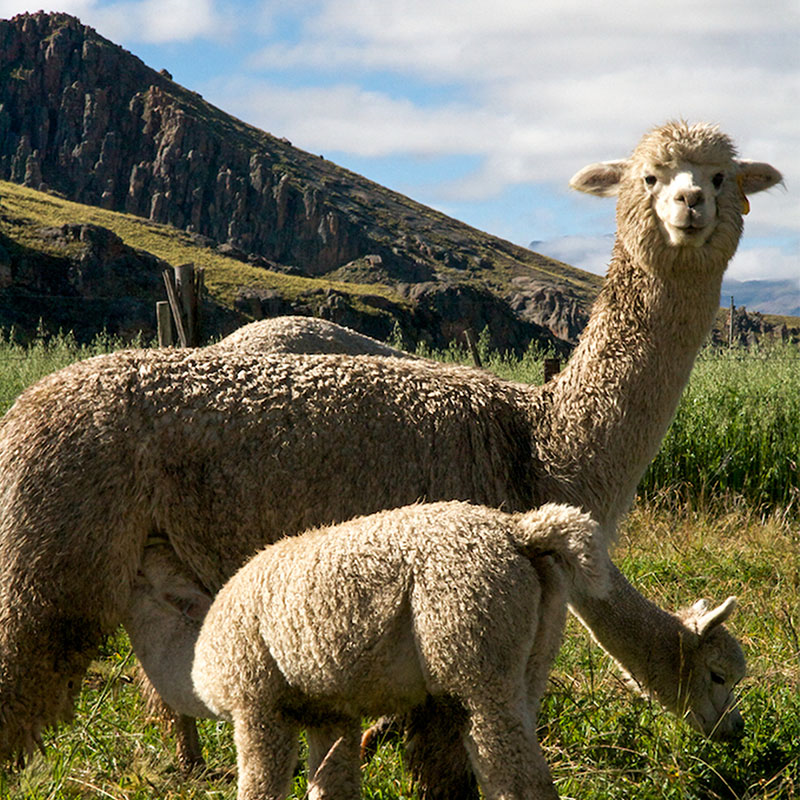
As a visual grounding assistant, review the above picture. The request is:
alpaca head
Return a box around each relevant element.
[675,596,745,740]
[570,121,782,270]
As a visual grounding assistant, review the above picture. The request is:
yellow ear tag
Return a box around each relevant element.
[737,174,750,215]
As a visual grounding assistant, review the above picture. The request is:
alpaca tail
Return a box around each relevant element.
[512,503,609,598]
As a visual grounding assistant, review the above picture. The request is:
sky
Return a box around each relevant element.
[2,0,799,291]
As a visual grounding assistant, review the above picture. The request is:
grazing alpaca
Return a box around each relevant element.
[208,315,415,359]
[191,501,607,800]
[0,123,778,786]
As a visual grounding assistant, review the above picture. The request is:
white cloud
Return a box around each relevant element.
[207,78,507,159]
[726,245,800,285]
[530,234,614,275]
[238,1,799,202]
[226,0,798,262]
[250,0,797,86]
[0,0,227,43]
[94,0,228,43]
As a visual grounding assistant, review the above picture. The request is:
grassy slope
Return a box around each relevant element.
[4,181,797,343]
[0,180,411,314]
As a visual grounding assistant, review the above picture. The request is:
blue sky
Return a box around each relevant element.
[2,0,798,288]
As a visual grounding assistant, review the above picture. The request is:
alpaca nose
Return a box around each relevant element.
[675,187,705,208]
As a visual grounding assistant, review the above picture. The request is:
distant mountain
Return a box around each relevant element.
[720,277,800,317]
[0,10,599,351]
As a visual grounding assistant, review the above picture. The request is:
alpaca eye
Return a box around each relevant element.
[712,173,724,190]
[710,671,725,685]
[645,175,657,187]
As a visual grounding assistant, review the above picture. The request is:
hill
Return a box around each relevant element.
[721,276,800,318]
[0,10,600,351]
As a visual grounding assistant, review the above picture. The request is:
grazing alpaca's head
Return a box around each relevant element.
[675,596,745,739]
[570,120,782,269]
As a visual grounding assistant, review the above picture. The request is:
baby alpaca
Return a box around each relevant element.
[191,500,607,800]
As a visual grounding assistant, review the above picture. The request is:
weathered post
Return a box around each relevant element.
[175,263,196,346]
[162,268,188,347]
[159,263,204,347]
[543,357,561,383]
[729,295,734,348]
[156,301,174,347]
[463,329,483,369]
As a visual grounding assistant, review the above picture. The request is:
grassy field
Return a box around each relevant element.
[0,333,798,799]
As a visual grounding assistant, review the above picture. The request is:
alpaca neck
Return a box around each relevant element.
[540,240,725,529]
[569,562,686,713]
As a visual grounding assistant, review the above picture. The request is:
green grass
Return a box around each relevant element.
[0,328,145,415]
[1,503,797,799]
[1,331,799,798]
[642,344,800,510]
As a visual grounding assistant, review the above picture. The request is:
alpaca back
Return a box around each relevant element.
[209,317,414,359]
[128,350,538,590]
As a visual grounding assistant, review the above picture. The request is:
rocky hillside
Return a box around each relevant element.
[0,11,598,351]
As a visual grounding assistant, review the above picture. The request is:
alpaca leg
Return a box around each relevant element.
[173,714,204,773]
[405,696,478,800]
[232,709,298,800]
[135,667,205,772]
[463,698,558,800]
[307,720,361,800]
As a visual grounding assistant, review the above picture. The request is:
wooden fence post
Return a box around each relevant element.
[156,300,174,347]
[158,263,204,347]
[162,268,188,347]
[729,295,735,348]
[175,263,196,346]
[543,357,561,383]
[463,329,483,368]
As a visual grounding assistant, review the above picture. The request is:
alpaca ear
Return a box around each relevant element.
[735,161,783,194]
[569,160,628,196]
[696,596,737,638]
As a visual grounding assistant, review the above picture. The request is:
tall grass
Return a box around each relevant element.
[0,327,145,416]
[641,344,800,512]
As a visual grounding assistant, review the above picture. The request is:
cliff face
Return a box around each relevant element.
[0,11,597,351]
[0,12,369,275]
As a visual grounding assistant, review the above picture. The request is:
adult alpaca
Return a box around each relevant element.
[0,123,780,783]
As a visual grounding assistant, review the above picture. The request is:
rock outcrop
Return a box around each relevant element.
[0,11,600,351]
[506,277,588,343]
[710,304,800,348]
[0,223,172,340]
